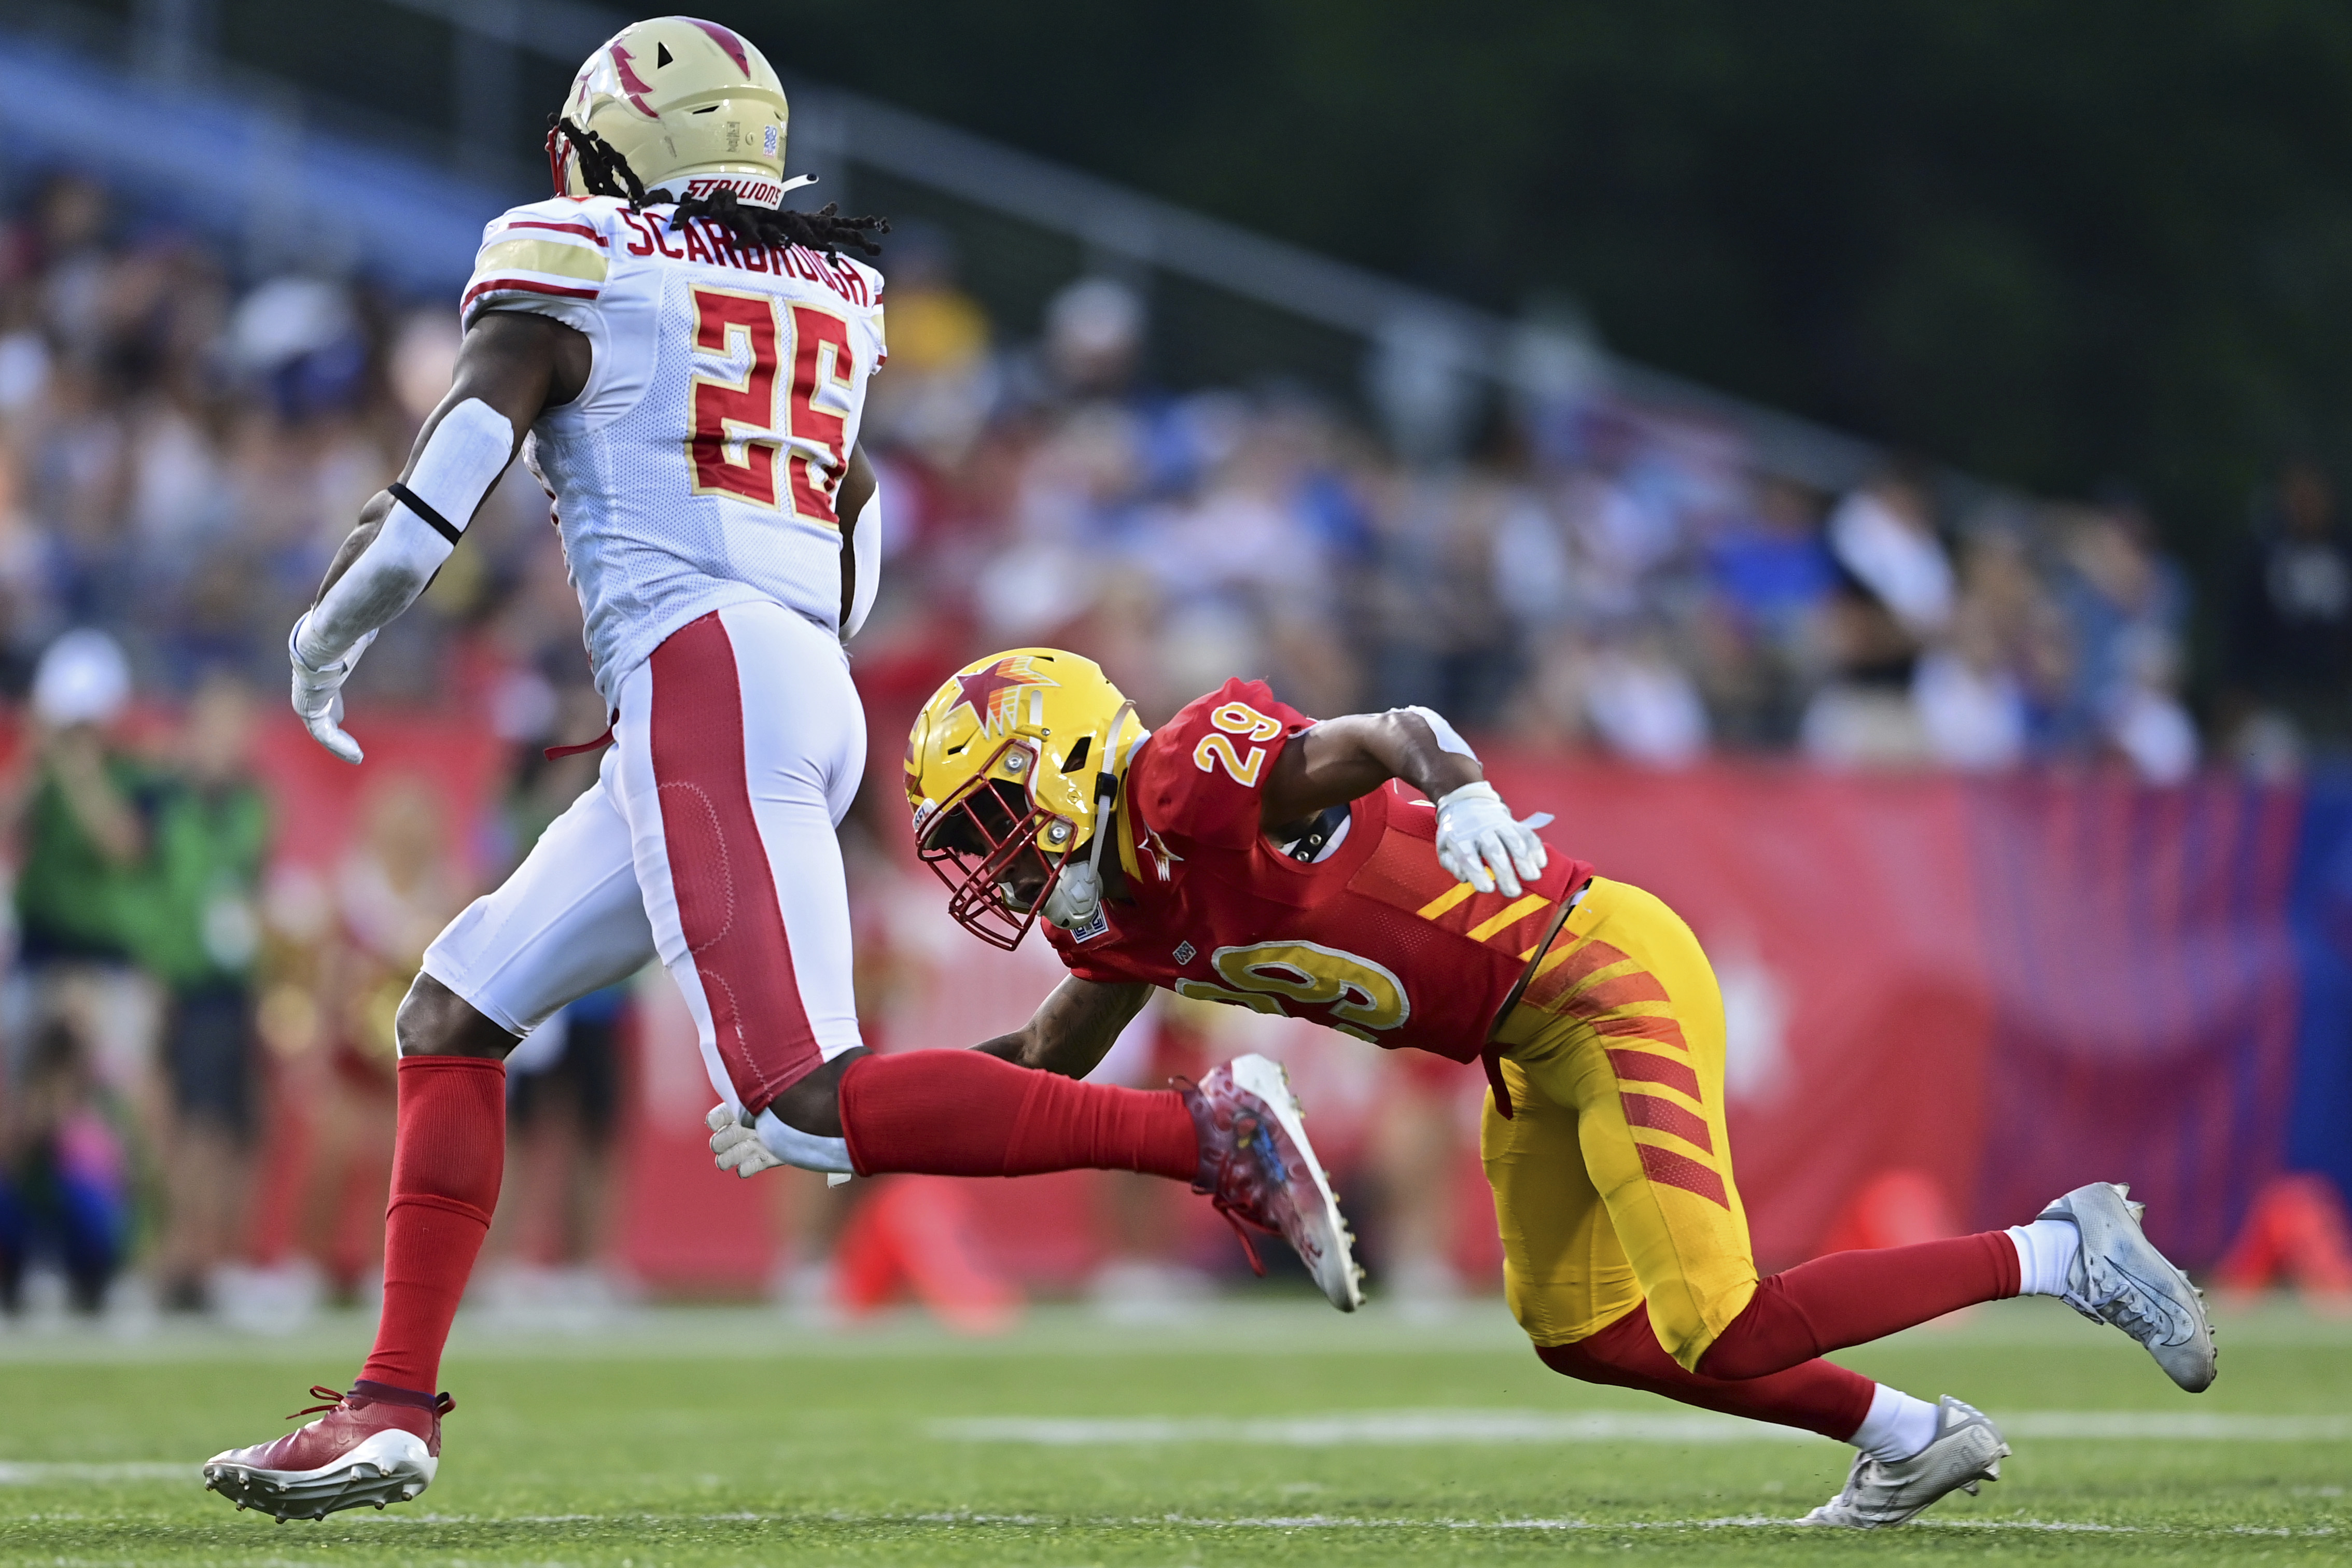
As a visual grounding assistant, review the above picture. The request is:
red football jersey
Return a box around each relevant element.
[1042,679,1595,1063]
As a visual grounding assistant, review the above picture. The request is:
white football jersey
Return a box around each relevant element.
[461,194,887,702]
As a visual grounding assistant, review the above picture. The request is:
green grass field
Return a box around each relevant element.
[0,1293,2344,1566]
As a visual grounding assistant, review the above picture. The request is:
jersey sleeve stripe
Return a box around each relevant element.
[460,276,602,313]
[496,219,609,247]
[475,236,610,285]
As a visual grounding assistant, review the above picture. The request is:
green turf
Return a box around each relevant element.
[0,1294,2344,1565]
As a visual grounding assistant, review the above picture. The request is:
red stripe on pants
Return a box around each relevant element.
[1621,1091,1713,1154]
[650,612,822,1115]
[1635,1141,1730,1208]
[1607,1048,1703,1099]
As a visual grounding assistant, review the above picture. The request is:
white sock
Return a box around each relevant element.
[2007,1218,2081,1297]
[1850,1384,1940,1463]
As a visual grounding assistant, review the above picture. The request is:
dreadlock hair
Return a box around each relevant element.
[548,115,888,261]
[669,188,887,261]
[549,116,647,208]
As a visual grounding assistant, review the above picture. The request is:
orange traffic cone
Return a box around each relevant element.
[2216,1173,2352,1315]
[829,1176,1022,1335]
[1816,1169,1962,1255]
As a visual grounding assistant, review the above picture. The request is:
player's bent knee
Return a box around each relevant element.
[395,973,521,1060]
[1666,1278,1766,1376]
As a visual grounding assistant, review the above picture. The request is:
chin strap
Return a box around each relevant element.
[1043,702,1136,931]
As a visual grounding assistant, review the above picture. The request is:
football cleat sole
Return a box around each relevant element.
[202,1430,437,1522]
[1229,1053,1364,1312]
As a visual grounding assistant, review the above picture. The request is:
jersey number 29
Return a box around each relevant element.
[1192,699,1284,786]
[687,286,853,523]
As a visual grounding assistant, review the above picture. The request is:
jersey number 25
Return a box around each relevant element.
[687,285,853,523]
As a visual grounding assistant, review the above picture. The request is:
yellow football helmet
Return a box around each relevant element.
[548,17,794,206]
[905,649,1146,950]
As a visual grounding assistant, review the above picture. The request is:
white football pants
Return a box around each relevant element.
[422,599,866,1114]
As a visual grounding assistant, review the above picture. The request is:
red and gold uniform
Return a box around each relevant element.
[909,648,2207,1507]
[1046,679,1591,1061]
[1045,678,1761,1368]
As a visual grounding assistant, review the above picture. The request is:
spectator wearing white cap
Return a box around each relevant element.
[3,629,164,1211]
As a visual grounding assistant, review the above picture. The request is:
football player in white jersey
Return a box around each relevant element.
[201,17,1361,1520]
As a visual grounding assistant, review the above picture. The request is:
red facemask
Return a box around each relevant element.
[916,763,1077,952]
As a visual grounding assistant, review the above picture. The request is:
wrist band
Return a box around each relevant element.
[289,615,341,675]
[388,482,463,546]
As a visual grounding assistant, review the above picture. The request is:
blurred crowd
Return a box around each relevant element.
[3,164,2351,1324]
[8,169,2352,778]
[837,229,2344,781]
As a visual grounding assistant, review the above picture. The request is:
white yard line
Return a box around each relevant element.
[327,1509,2339,1536]
[0,1462,194,1483]
[930,1409,2352,1446]
[2005,1412,2352,1440]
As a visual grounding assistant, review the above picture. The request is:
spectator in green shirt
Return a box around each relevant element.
[134,675,271,1313]
[3,629,158,1315]
[11,631,155,978]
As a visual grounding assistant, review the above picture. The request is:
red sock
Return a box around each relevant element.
[1539,1301,1876,1440]
[837,1051,1199,1183]
[358,1056,506,1395]
[1697,1232,2020,1381]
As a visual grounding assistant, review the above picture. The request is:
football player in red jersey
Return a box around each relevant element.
[888,648,2221,1530]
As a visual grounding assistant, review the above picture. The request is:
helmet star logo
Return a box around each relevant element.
[951,657,1058,737]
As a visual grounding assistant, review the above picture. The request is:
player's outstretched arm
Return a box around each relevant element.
[973,976,1154,1079]
[1262,707,1483,825]
[1264,705,1551,897]
[290,312,590,762]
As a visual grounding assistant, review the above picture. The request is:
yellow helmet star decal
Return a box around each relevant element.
[947,654,1060,738]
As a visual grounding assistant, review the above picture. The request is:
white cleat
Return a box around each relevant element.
[1800,1396,2008,1528]
[1181,1053,1364,1311]
[2040,1181,2218,1392]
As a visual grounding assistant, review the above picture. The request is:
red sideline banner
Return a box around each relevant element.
[217,700,2294,1291]
[700,759,2290,1289]
[1483,761,2000,1271]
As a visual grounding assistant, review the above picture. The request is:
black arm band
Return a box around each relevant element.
[388,482,464,547]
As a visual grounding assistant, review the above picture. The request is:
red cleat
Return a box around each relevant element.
[1181,1053,1363,1311]
[202,1381,452,1521]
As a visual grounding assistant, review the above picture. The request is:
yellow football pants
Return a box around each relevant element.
[1481,876,1758,1370]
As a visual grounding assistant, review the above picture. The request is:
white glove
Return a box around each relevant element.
[706,1104,856,1178]
[1433,781,1552,898]
[707,1105,786,1179]
[289,615,377,765]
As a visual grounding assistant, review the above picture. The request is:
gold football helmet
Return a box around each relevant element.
[905,649,1146,950]
[548,17,794,205]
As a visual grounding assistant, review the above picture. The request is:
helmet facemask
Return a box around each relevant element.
[915,743,1083,951]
